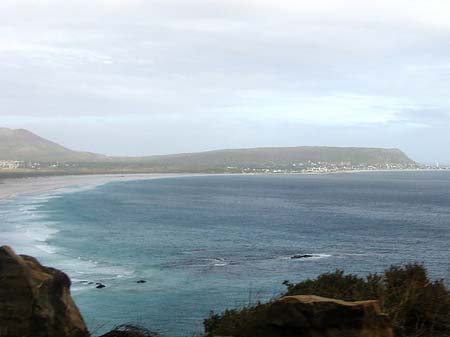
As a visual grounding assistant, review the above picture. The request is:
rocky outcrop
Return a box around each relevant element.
[0,246,89,337]
[206,295,394,337]
[265,295,394,337]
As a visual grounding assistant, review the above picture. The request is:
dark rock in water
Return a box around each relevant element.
[290,254,314,259]
[96,283,106,289]
[137,280,147,284]
[0,245,89,337]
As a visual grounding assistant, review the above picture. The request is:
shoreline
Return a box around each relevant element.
[0,173,200,201]
[1,169,448,201]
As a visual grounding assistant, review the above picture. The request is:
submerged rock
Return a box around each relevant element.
[266,295,394,337]
[290,254,314,259]
[0,245,89,337]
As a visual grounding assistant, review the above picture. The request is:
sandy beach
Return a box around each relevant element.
[1,169,445,201]
[0,173,191,201]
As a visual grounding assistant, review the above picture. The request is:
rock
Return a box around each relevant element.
[266,295,394,337]
[96,283,106,289]
[0,245,89,337]
[207,295,394,337]
[137,280,146,284]
[290,254,314,259]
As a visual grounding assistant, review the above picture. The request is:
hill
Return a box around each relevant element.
[0,127,416,173]
[0,128,105,162]
[133,146,415,172]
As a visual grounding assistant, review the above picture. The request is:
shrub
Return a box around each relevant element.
[204,264,450,337]
[99,324,159,337]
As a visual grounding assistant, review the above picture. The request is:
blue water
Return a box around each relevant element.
[2,172,450,336]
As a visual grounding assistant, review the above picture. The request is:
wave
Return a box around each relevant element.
[1,194,59,256]
[162,256,231,268]
[207,258,228,267]
[0,188,136,292]
[34,244,57,254]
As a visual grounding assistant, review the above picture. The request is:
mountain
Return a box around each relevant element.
[0,128,105,162]
[0,128,416,172]
[134,146,415,171]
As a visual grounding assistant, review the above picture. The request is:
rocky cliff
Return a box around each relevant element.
[0,246,89,337]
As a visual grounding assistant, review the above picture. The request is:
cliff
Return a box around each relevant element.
[0,246,89,337]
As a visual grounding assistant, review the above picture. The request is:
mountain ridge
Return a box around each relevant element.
[0,127,416,172]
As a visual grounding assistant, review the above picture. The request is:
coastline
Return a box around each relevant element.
[0,173,205,276]
[0,173,199,201]
[1,169,448,201]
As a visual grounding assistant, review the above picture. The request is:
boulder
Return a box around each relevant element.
[266,295,394,337]
[0,245,89,337]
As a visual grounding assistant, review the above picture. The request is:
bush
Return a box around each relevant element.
[204,264,450,337]
[99,324,159,337]
[203,305,271,337]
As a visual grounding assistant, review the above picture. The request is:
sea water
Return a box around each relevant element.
[1,172,450,336]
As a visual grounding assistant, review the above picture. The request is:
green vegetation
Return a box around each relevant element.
[204,264,450,337]
[99,324,159,337]
[0,127,417,174]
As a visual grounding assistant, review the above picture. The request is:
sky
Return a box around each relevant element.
[1,0,450,163]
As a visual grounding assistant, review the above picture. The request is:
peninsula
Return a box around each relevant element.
[0,127,431,176]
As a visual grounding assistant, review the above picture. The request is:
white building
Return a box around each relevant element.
[0,160,24,169]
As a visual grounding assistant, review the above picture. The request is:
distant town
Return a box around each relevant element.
[226,162,449,174]
[0,160,80,170]
[1,159,448,175]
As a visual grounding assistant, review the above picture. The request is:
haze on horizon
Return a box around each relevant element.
[1,0,449,164]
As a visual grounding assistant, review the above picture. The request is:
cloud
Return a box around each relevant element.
[0,0,450,161]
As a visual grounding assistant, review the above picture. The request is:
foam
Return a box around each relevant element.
[0,188,136,292]
[209,258,228,267]
[34,244,57,254]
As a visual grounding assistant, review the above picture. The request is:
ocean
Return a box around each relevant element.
[1,172,450,336]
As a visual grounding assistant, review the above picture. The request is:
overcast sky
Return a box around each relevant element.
[1,0,450,163]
